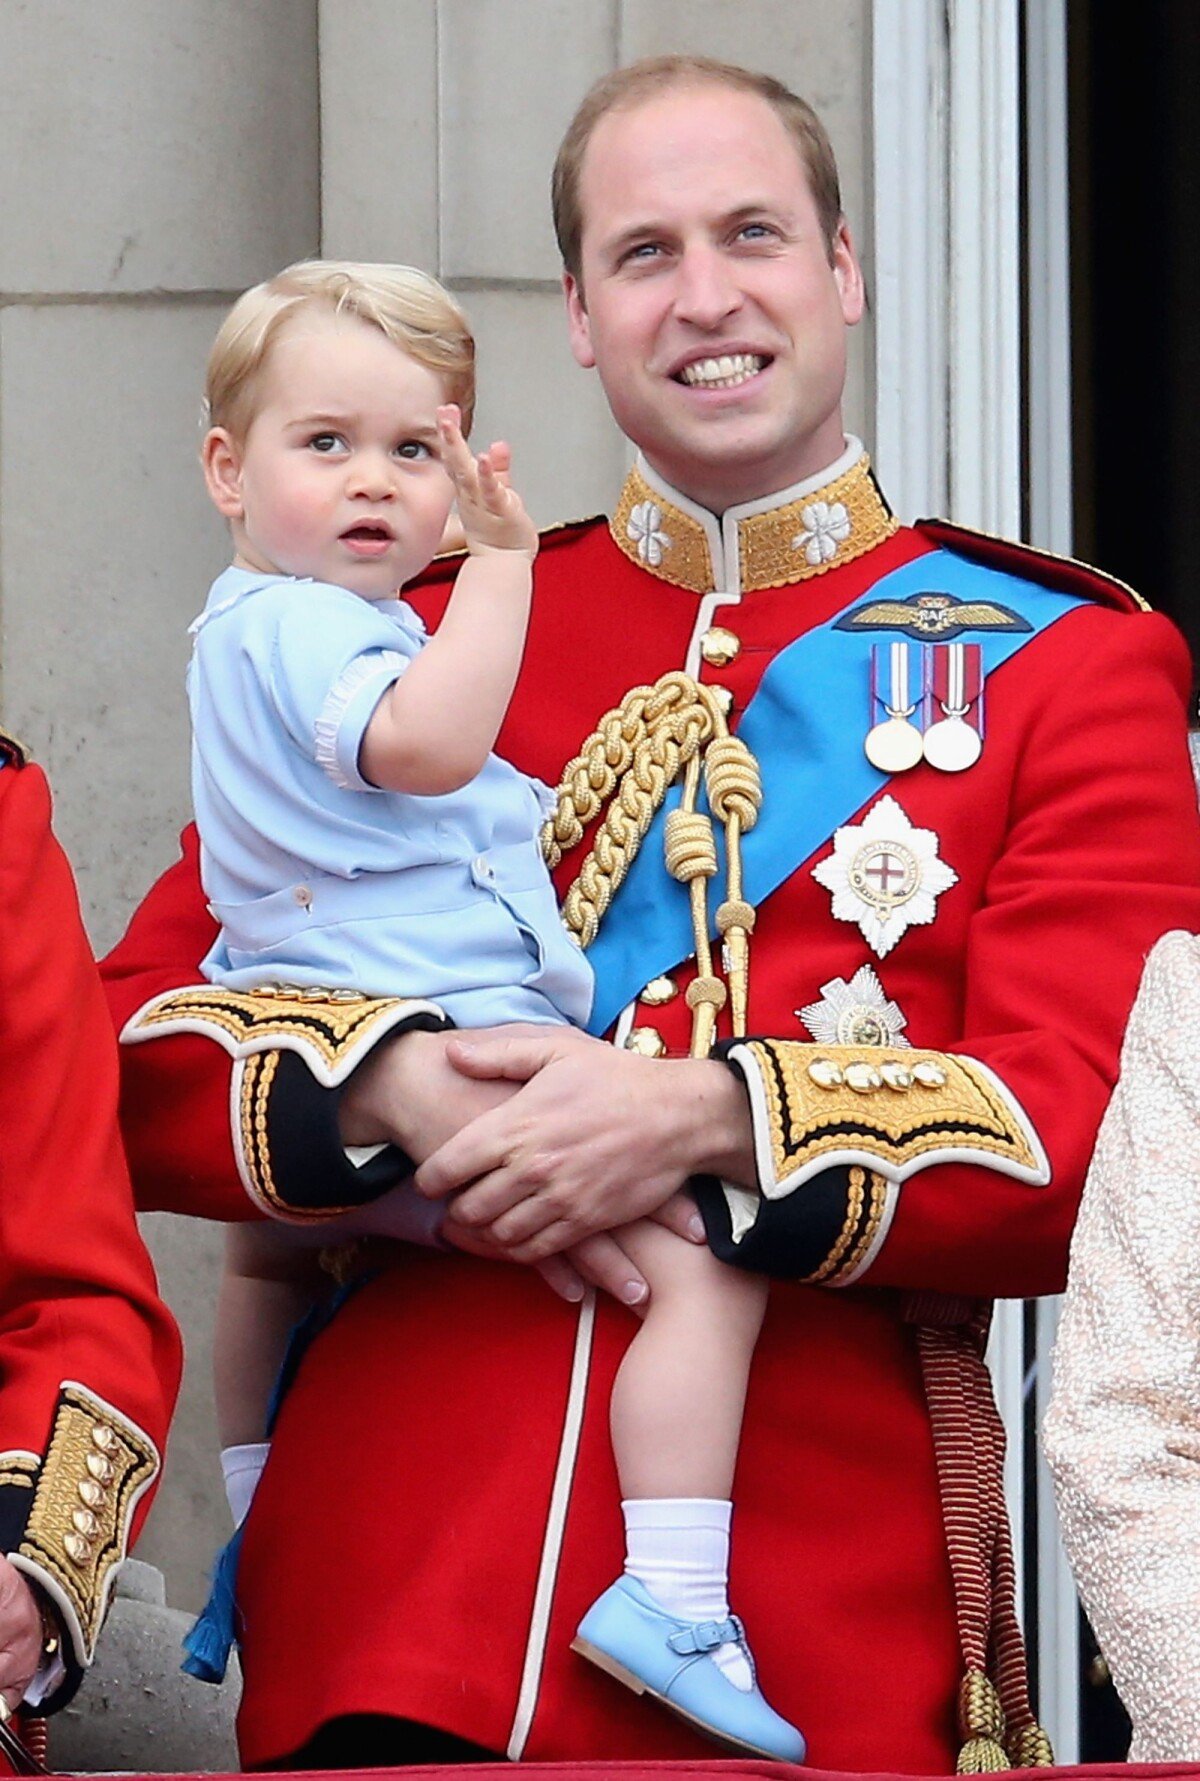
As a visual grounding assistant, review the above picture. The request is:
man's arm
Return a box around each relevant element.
[0,762,181,1707]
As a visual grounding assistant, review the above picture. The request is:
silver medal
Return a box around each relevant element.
[864,641,923,772]
[923,642,983,772]
[865,715,925,772]
[922,716,982,772]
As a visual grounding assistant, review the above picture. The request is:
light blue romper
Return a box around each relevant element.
[189,568,594,1029]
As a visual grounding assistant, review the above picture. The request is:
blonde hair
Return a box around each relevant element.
[552,56,843,286]
[205,260,476,441]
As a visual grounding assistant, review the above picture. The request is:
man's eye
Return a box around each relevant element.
[623,242,662,264]
[737,223,775,243]
[308,432,347,454]
[395,440,432,460]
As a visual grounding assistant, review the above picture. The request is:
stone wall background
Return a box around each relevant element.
[0,0,873,1613]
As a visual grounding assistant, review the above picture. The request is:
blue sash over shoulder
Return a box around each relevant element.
[584,549,1084,1037]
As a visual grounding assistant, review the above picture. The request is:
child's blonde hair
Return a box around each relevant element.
[205,260,476,441]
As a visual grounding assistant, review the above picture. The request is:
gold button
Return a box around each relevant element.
[63,1533,91,1566]
[807,1058,843,1090]
[700,626,741,667]
[880,1061,913,1092]
[624,1026,667,1058]
[639,975,677,1007]
[912,1060,947,1089]
[710,684,734,716]
[844,1061,883,1094]
[91,1424,117,1453]
[86,1452,115,1485]
[72,1507,98,1537]
[78,1479,105,1510]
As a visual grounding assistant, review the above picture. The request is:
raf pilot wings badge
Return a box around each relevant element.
[834,590,1033,640]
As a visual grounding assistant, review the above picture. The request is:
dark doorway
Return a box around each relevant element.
[1070,0,1200,685]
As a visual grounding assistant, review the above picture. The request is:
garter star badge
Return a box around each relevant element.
[797,964,910,1046]
[812,794,958,958]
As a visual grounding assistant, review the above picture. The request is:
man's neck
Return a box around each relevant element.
[641,437,856,520]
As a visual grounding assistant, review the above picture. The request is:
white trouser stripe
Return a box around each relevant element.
[506,1288,597,1759]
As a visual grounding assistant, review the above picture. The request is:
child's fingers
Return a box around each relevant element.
[476,451,517,516]
[436,405,478,490]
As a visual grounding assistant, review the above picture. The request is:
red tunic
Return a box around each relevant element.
[103,475,1200,1769]
[0,752,180,1699]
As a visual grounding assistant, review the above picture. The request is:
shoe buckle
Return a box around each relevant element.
[667,1615,739,1656]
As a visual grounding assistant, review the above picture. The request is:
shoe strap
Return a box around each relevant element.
[667,1614,742,1656]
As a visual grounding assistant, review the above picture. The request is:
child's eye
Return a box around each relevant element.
[307,432,347,454]
[394,440,432,460]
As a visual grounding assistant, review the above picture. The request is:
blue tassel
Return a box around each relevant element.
[182,1523,244,1683]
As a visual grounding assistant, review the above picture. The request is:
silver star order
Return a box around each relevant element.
[812,793,958,959]
[796,964,910,1047]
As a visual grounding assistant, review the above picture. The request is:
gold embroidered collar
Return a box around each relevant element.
[610,440,897,595]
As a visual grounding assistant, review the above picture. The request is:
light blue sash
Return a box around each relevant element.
[585,548,1084,1036]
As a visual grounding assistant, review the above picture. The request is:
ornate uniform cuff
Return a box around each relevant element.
[0,1386,160,1705]
[702,1038,1049,1280]
[122,985,454,1221]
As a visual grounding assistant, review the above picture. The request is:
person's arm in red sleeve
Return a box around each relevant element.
[0,758,181,1708]
[704,608,1200,1298]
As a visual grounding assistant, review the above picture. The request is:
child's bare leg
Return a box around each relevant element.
[605,1219,768,1692]
[213,1223,328,1525]
[610,1219,767,1499]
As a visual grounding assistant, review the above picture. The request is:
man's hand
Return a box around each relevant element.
[0,1559,45,1710]
[414,1026,754,1261]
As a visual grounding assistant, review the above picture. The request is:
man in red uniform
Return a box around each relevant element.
[104,56,1200,1772]
[0,734,180,1756]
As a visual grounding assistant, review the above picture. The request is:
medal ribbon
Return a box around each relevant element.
[930,642,984,732]
[585,550,1085,1036]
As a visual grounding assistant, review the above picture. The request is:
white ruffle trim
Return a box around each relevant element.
[314,649,408,788]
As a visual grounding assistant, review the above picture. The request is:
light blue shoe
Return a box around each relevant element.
[572,1575,806,1762]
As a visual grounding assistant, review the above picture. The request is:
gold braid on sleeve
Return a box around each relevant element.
[542,671,761,1055]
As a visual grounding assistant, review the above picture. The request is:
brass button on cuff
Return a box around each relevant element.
[624,1026,667,1058]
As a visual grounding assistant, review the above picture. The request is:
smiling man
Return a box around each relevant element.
[103,56,1200,1773]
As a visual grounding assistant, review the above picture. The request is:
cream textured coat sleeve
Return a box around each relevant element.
[1044,929,1200,1760]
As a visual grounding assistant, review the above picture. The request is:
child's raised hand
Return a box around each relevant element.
[438,406,538,561]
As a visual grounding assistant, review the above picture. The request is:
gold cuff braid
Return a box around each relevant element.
[726,1039,1049,1197]
[121,982,445,1088]
[16,1387,158,1663]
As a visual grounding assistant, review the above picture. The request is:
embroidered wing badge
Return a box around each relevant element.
[835,591,1032,640]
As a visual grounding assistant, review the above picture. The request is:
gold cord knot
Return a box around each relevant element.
[959,1670,1006,1743]
[716,899,756,935]
[1006,1724,1054,1769]
[665,810,718,881]
[544,671,763,1056]
[685,976,727,1010]
[704,734,762,829]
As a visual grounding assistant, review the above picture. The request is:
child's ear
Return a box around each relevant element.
[202,428,245,520]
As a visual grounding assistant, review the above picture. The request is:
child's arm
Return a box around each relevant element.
[359,408,538,796]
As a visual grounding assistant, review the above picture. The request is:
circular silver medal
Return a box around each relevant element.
[864,716,925,773]
[922,716,982,773]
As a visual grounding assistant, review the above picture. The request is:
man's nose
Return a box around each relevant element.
[673,244,742,328]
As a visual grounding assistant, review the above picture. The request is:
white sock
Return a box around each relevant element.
[221,1441,269,1529]
[622,1497,752,1691]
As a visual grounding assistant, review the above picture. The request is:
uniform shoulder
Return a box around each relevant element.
[411,513,609,593]
[915,517,1149,615]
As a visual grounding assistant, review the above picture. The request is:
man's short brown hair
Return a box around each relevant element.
[551,55,844,286]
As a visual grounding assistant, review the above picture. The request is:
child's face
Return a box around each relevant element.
[206,308,457,600]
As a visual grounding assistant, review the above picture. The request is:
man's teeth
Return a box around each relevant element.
[679,353,764,388]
